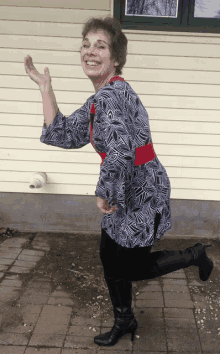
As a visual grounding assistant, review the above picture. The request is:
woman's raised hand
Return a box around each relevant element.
[24,55,52,92]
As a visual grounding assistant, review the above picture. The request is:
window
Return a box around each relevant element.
[114,0,220,34]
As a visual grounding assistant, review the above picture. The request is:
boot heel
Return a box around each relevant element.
[199,258,213,281]
[131,328,136,341]
[199,244,213,281]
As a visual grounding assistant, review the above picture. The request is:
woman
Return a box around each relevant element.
[24,16,213,347]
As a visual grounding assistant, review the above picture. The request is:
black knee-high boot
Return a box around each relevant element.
[146,243,213,282]
[104,274,132,308]
[150,213,213,282]
[94,275,138,347]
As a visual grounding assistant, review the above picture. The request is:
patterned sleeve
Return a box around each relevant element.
[94,91,136,210]
[40,95,94,149]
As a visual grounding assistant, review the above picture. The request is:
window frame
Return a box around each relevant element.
[114,0,220,34]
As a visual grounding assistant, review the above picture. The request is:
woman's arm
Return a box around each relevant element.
[24,55,92,149]
[40,92,94,149]
[40,83,59,127]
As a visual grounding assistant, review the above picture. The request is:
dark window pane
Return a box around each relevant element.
[125,0,179,18]
[194,0,220,19]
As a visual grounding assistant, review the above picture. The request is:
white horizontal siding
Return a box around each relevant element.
[1,159,99,174]
[0,1,220,201]
[0,0,110,10]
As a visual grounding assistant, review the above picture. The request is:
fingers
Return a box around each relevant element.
[24,55,35,71]
[99,209,114,214]
[103,209,115,214]
[96,197,117,214]
[98,206,117,214]
[24,55,32,72]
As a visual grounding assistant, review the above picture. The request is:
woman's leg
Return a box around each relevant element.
[100,228,132,308]
[103,273,132,308]
[100,212,213,301]
[112,213,213,283]
[95,214,162,347]
[95,214,213,347]
[99,212,161,308]
[95,228,137,347]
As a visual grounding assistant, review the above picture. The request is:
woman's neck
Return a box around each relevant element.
[91,72,117,93]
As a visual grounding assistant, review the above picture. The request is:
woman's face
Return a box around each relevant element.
[80,29,119,82]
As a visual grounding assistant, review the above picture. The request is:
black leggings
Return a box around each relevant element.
[99,213,162,308]
[100,213,161,282]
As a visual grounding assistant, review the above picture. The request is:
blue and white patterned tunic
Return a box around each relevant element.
[40,78,172,248]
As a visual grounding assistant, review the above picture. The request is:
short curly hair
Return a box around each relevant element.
[81,16,127,76]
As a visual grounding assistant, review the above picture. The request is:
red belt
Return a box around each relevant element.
[98,142,156,166]
[89,103,156,166]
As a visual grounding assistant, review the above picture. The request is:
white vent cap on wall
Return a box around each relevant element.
[29,172,47,189]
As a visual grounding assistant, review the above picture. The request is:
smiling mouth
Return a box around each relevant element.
[85,61,100,67]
